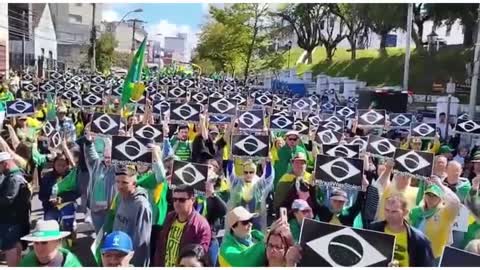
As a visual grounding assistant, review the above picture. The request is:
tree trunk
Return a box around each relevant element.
[464,22,475,47]
[325,45,335,62]
[379,32,388,56]
[348,37,357,60]
[302,49,313,64]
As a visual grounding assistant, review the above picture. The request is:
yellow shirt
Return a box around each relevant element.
[377,184,419,221]
[418,205,457,258]
[385,227,410,267]
[329,215,342,226]
[164,219,187,267]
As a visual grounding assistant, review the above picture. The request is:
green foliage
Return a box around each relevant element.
[94,33,118,74]
[112,52,132,69]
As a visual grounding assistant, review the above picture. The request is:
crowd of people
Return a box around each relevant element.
[0,70,480,268]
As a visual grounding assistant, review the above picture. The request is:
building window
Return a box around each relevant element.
[68,14,82,24]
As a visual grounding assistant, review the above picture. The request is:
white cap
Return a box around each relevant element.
[0,152,12,162]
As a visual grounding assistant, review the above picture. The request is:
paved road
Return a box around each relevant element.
[1,195,98,266]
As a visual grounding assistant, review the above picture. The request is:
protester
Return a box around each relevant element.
[101,231,134,267]
[19,220,82,267]
[153,184,211,267]
[191,115,227,164]
[410,176,461,260]
[465,239,480,255]
[463,176,480,248]
[170,124,192,161]
[0,151,31,266]
[432,155,448,179]
[273,131,309,187]
[178,244,211,267]
[265,226,295,267]
[368,194,435,267]
[111,165,152,267]
[288,199,314,243]
[226,158,274,231]
[453,146,469,166]
[55,106,76,142]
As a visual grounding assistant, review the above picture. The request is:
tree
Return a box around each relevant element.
[113,52,132,69]
[274,4,327,64]
[364,3,407,54]
[333,3,369,60]
[412,3,429,51]
[90,33,118,74]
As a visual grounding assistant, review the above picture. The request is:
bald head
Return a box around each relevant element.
[433,155,448,176]
[446,160,463,184]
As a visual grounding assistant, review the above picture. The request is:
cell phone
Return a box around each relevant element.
[280,207,287,221]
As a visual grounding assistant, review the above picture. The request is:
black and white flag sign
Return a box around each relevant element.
[308,115,322,128]
[393,149,433,179]
[323,114,344,123]
[254,94,273,107]
[270,115,295,131]
[90,113,121,135]
[111,136,152,166]
[42,121,56,137]
[298,219,394,267]
[410,123,436,138]
[335,106,356,119]
[346,136,369,153]
[293,119,310,135]
[170,103,201,123]
[323,144,359,158]
[82,93,103,107]
[229,93,247,106]
[153,100,170,116]
[389,113,413,129]
[133,124,163,143]
[315,126,342,145]
[457,112,469,121]
[209,114,232,124]
[171,160,208,192]
[231,134,269,158]
[366,135,400,159]
[455,119,480,135]
[237,110,264,131]
[357,109,386,127]
[6,99,35,117]
[318,120,344,133]
[49,131,62,149]
[292,98,311,112]
[208,97,237,115]
[314,154,364,189]
[168,86,188,100]
[439,246,480,267]
[190,92,209,104]
[321,102,335,113]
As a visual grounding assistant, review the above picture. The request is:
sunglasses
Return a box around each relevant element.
[301,209,312,214]
[244,171,255,175]
[287,137,298,141]
[233,219,253,228]
[173,197,190,203]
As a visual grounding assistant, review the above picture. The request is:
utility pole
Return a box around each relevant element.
[22,10,26,71]
[403,3,413,92]
[90,3,96,72]
[131,19,136,54]
[469,4,480,119]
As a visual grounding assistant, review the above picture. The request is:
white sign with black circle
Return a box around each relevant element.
[111,135,153,166]
[323,144,360,158]
[315,126,342,146]
[282,98,292,108]
[39,82,55,93]
[439,246,480,267]
[179,79,194,88]
[229,93,246,106]
[90,84,106,95]
[209,114,232,124]
[171,160,209,192]
[270,115,294,131]
[294,119,310,135]
[314,154,364,189]
[22,82,37,92]
[208,97,237,116]
[410,123,436,139]
[254,94,273,107]
[273,109,291,117]
[389,113,413,130]
[308,115,322,128]
[457,112,469,121]
[152,100,170,117]
[318,120,344,133]
[393,149,433,180]
[455,119,480,135]
[49,131,62,149]
[346,136,369,153]
[322,114,345,123]
[320,102,335,113]
[6,99,35,117]
[133,124,163,143]
[82,93,103,107]
[159,77,173,86]
[190,92,209,105]
[167,86,188,100]
[90,113,121,135]
[298,219,395,267]
[237,110,264,131]
[366,135,400,159]
[292,98,311,113]
[335,106,356,119]
[170,102,201,124]
[231,134,270,158]
[71,96,82,109]
[357,109,386,128]
[209,91,225,99]
[42,121,56,137]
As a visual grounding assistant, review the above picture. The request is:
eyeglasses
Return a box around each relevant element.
[233,219,253,228]
[244,171,255,175]
[267,243,285,251]
[173,197,189,203]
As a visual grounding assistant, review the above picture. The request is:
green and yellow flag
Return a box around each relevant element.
[121,37,148,107]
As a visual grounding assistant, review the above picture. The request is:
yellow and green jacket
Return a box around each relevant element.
[219,230,266,267]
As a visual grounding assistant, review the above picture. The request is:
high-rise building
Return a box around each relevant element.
[102,20,147,54]
[164,33,187,63]
[49,3,103,68]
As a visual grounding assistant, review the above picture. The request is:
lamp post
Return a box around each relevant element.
[445,77,455,140]
[115,8,143,28]
[287,40,292,69]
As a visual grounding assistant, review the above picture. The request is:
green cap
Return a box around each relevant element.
[439,145,454,154]
[472,150,480,163]
[425,184,444,198]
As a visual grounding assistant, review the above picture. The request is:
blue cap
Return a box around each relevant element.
[101,231,133,254]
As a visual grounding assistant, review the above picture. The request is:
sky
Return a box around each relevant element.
[102,3,211,54]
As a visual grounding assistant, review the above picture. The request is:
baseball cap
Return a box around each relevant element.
[226,206,259,229]
[330,188,348,202]
[291,199,312,211]
[425,184,444,198]
[439,145,454,154]
[101,231,133,254]
[472,150,480,163]
[285,130,300,138]
[115,165,137,176]
[0,152,12,162]
[291,152,307,162]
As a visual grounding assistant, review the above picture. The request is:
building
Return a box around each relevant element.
[0,3,9,76]
[49,3,103,69]
[102,20,147,53]
[164,33,188,62]
[32,4,57,76]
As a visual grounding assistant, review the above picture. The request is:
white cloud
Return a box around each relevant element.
[147,19,200,61]
[102,9,120,22]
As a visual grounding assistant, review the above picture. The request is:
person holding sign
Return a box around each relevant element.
[368,194,435,267]
[409,175,461,261]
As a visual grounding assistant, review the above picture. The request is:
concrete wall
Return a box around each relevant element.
[34,5,57,60]
[0,3,9,75]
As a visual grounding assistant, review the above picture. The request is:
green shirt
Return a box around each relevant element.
[20,248,82,267]
[170,137,191,161]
